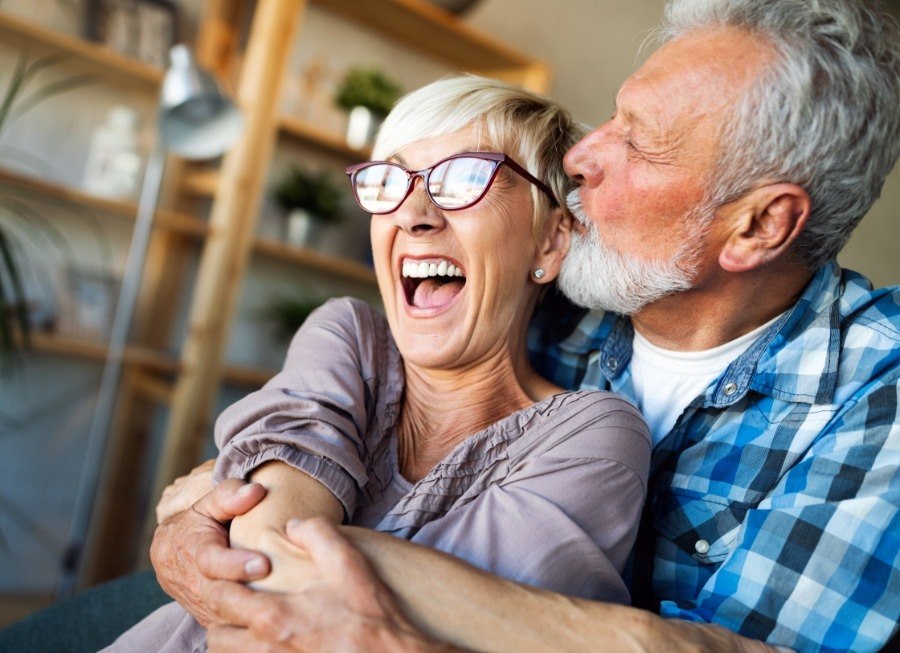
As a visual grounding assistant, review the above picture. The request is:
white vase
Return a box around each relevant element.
[285,209,322,248]
[345,106,382,150]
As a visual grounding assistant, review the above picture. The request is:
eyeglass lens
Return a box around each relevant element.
[352,157,497,213]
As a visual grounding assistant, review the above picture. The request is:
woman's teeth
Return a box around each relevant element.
[401,259,464,278]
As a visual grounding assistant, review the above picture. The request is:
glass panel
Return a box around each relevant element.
[354,164,409,213]
[429,157,494,208]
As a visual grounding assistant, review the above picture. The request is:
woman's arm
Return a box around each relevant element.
[229,461,343,592]
[213,298,395,518]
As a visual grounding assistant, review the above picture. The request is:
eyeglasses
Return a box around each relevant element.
[345,151,555,215]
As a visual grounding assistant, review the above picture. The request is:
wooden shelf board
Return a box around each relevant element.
[0,167,210,238]
[222,364,276,388]
[0,11,162,89]
[26,332,273,389]
[26,332,179,375]
[179,164,221,197]
[312,0,538,71]
[253,236,377,286]
[279,115,371,159]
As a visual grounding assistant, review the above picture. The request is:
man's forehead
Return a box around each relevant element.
[614,28,772,128]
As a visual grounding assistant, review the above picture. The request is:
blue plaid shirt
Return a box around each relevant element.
[528,262,900,653]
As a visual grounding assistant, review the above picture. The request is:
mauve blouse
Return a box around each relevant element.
[104,298,652,653]
[213,297,651,602]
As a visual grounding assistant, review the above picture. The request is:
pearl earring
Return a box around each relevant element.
[532,268,546,280]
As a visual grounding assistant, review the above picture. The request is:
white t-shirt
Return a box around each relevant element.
[630,315,784,446]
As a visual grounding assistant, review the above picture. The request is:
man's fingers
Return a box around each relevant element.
[193,479,267,523]
[196,536,271,581]
[205,579,300,639]
[207,625,254,653]
[208,624,286,653]
[285,518,376,589]
[209,624,303,653]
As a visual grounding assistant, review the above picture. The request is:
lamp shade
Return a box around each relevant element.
[159,44,243,160]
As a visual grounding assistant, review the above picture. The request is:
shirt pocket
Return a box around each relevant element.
[651,487,747,564]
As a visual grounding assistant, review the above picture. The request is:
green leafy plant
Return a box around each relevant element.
[0,53,94,371]
[272,165,343,222]
[263,294,326,340]
[334,66,402,117]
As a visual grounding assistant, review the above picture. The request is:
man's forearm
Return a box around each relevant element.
[343,527,777,653]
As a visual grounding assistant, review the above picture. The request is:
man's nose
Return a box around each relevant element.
[564,126,605,186]
[391,178,447,235]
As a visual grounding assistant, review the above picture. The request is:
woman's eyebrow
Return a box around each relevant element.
[390,146,480,168]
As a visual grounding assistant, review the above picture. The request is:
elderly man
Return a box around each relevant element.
[148,0,900,651]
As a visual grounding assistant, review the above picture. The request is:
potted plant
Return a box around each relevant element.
[334,66,402,149]
[263,293,326,341]
[271,165,343,248]
[1,53,93,372]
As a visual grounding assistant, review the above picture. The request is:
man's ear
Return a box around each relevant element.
[532,206,572,284]
[719,183,810,273]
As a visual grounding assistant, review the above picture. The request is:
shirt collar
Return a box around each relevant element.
[560,262,843,406]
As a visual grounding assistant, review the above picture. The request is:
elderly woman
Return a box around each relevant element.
[106,75,650,651]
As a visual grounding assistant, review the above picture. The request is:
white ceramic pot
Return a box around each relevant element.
[286,208,322,248]
[345,106,382,150]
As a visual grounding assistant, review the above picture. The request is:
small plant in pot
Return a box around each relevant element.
[263,293,326,341]
[272,165,343,249]
[334,66,402,149]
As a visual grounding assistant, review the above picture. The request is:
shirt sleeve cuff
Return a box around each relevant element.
[213,443,358,519]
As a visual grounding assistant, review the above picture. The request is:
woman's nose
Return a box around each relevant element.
[564,126,606,186]
[391,178,447,235]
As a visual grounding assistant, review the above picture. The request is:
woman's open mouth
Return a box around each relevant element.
[401,257,466,310]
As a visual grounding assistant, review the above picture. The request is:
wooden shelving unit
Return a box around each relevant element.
[312,0,549,91]
[0,167,209,238]
[279,114,371,159]
[0,11,162,90]
[0,166,377,286]
[0,0,550,593]
[254,236,377,285]
[24,331,275,389]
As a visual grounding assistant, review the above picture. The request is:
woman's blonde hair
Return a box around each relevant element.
[372,75,585,242]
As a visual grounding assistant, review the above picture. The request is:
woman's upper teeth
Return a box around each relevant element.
[402,258,464,278]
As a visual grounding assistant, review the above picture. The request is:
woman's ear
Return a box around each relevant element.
[532,206,571,284]
[719,183,810,272]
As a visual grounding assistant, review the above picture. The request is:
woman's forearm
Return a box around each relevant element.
[342,527,777,653]
[230,461,343,593]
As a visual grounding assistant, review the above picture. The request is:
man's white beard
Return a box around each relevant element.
[558,189,708,315]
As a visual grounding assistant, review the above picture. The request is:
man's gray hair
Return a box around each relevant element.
[658,0,900,269]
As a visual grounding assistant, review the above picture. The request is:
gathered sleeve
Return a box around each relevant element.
[213,298,399,518]
[409,393,652,602]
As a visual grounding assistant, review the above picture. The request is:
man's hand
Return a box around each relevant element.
[206,518,466,653]
[156,459,216,524]
[150,479,271,627]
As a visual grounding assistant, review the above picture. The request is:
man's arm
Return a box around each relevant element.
[150,479,270,628]
[199,516,774,653]
[153,480,777,652]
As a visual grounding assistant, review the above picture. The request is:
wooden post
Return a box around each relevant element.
[150,0,307,507]
[194,0,245,81]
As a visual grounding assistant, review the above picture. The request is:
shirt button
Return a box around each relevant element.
[607,357,618,371]
[694,539,710,555]
[723,382,738,396]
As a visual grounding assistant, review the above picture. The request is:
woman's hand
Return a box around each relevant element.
[156,458,216,524]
